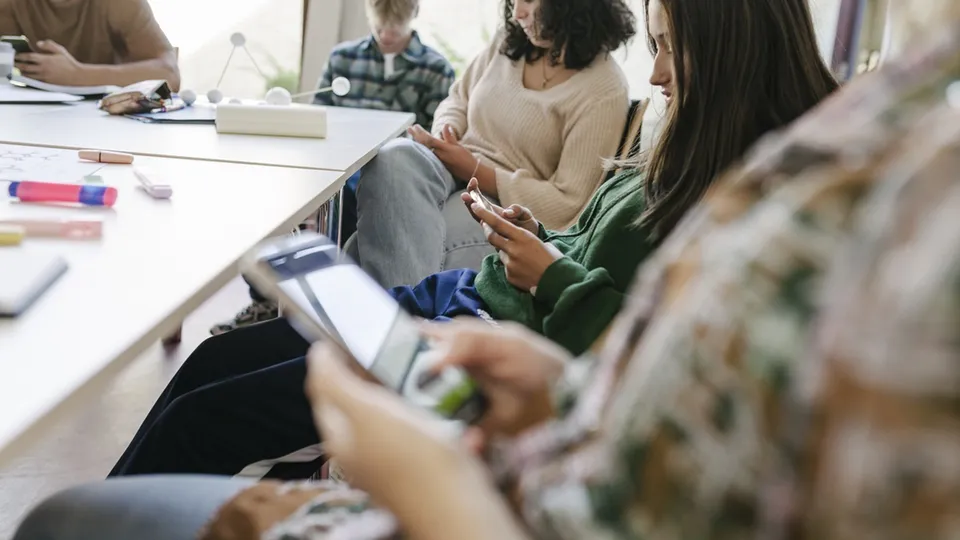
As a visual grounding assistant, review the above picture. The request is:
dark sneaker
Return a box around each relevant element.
[209,300,279,335]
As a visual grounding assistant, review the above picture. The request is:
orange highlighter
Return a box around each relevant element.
[78,150,135,164]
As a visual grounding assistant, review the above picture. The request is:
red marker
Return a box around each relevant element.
[8,181,117,207]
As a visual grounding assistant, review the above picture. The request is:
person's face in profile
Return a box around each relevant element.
[647,0,677,104]
[512,0,551,48]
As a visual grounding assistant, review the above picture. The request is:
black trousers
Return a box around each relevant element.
[110,270,486,479]
[108,318,322,480]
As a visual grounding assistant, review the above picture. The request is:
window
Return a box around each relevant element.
[415,0,840,100]
[149,0,303,98]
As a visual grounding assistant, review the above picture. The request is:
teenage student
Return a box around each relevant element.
[101,0,837,482]
[28,1,954,538]
[212,0,456,335]
[0,0,180,90]
[214,0,637,336]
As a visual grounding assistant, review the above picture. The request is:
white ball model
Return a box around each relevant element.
[264,86,293,106]
[207,89,224,104]
[331,77,351,96]
[179,88,197,106]
[262,76,351,107]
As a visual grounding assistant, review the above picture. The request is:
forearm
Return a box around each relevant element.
[78,56,180,91]
[403,455,531,540]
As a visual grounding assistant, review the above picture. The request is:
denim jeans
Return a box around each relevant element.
[14,476,251,540]
[354,137,494,288]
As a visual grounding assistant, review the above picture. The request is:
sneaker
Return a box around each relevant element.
[209,300,279,335]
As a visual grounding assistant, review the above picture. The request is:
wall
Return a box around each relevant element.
[299,0,369,92]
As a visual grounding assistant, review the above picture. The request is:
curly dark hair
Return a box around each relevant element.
[500,0,636,70]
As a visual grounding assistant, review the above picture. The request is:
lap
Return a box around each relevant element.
[358,138,457,202]
[13,476,252,540]
[175,318,309,394]
[389,269,486,321]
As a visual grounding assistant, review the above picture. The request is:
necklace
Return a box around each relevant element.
[541,58,560,89]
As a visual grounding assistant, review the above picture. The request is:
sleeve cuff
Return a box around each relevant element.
[535,256,590,309]
[493,167,515,200]
[431,118,466,137]
[536,222,549,241]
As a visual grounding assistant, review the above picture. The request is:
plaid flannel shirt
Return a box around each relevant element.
[312,31,455,130]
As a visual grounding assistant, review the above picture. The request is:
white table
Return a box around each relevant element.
[0,146,342,465]
[0,101,414,175]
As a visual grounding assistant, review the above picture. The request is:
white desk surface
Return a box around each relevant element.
[0,145,342,465]
[0,101,415,174]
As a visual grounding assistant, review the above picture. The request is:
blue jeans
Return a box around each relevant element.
[355,138,495,288]
[14,476,251,540]
[110,270,487,479]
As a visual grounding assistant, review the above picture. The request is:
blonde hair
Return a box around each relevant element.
[366,0,418,25]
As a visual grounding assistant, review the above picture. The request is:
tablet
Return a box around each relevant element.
[0,252,68,317]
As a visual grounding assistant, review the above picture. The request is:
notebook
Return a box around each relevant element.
[0,80,81,103]
[128,105,217,124]
[0,252,68,316]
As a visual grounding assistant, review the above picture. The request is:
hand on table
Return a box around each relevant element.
[407,124,478,181]
[460,178,539,236]
[472,204,563,292]
[14,40,84,86]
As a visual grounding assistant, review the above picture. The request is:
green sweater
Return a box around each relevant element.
[474,170,654,355]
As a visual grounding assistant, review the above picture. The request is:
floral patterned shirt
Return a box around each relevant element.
[205,20,960,540]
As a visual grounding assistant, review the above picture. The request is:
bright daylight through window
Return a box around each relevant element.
[149,0,839,100]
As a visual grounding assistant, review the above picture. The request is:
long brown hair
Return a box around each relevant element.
[640,0,838,237]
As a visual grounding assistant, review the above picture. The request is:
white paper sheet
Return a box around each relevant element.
[0,145,103,183]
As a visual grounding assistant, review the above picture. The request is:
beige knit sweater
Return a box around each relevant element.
[431,38,630,230]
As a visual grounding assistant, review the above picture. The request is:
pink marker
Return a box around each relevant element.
[8,181,117,207]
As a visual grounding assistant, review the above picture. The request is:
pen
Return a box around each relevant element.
[78,149,135,164]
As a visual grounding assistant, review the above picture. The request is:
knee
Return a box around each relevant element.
[170,334,232,394]
[360,139,434,194]
[14,486,88,540]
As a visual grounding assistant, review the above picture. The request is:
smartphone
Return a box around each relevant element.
[1,35,32,54]
[469,188,494,213]
[242,232,488,424]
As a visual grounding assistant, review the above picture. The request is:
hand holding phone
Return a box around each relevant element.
[461,178,540,236]
[469,188,494,213]
[1,35,32,54]
[242,233,488,424]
